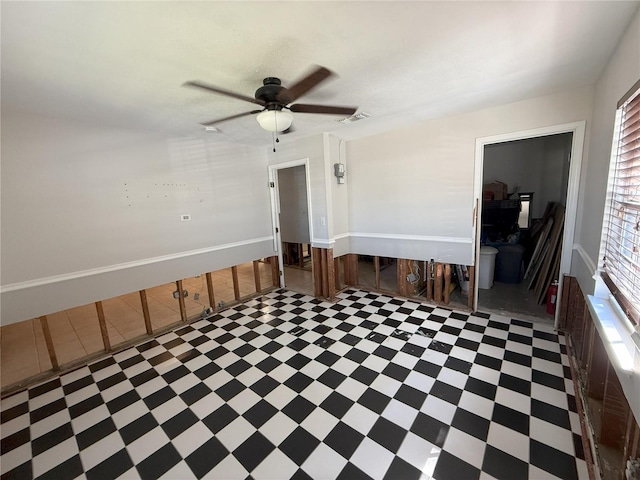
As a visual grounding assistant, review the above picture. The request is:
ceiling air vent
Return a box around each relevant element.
[338,112,371,124]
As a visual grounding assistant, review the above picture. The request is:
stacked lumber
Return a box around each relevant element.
[523,203,565,304]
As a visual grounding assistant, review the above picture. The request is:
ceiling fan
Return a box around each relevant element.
[183,65,358,133]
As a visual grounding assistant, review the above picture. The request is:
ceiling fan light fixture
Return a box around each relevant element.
[256,109,293,132]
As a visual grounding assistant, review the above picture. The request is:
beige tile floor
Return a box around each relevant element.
[0,261,275,389]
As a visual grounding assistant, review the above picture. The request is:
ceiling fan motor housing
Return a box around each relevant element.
[255,77,285,109]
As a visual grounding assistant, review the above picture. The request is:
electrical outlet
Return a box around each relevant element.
[181,214,191,221]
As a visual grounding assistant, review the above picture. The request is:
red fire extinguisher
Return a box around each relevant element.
[546,280,559,314]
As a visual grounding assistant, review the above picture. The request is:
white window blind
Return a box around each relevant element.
[601,79,640,326]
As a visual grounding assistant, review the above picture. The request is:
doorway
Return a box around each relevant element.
[473,122,585,327]
[268,160,314,296]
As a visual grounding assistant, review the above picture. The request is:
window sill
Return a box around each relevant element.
[586,294,640,422]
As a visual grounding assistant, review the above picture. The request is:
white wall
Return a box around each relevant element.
[347,86,594,265]
[1,112,274,325]
[572,7,640,294]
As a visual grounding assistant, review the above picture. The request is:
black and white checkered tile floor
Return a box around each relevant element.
[1,289,588,480]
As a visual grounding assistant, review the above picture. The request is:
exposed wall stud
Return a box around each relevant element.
[298,243,305,268]
[467,266,475,309]
[398,259,408,297]
[253,261,262,293]
[426,261,433,302]
[176,280,187,322]
[206,272,216,308]
[434,263,443,303]
[334,257,341,291]
[321,249,329,297]
[270,256,279,286]
[313,248,322,297]
[139,290,153,335]
[444,264,452,304]
[38,315,59,370]
[94,302,111,352]
[231,266,241,300]
[344,254,357,286]
[326,248,335,300]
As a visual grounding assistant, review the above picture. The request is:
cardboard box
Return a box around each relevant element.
[483,181,508,200]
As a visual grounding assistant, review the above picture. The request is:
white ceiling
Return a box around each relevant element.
[2,1,638,146]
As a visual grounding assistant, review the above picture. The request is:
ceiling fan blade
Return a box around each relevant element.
[289,104,357,115]
[201,110,262,126]
[184,81,265,106]
[276,65,334,104]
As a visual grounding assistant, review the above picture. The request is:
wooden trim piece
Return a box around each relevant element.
[600,364,630,451]
[348,254,358,286]
[426,261,433,302]
[559,274,572,330]
[397,259,407,297]
[139,290,153,335]
[206,272,216,308]
[176,280,187,322]
[326,248,335,300]
[270,256,279,286]
[467,266,475,309]
[343,255,351,285]
[253,261,262,293]
[39,315,59,370]
[374,256,381,290]
[231,266,241,300]
[434,263,443,303]
[298,243,304,268]
[313,248,323,297]
[321,249,329,297]
[334,257,341,291]
[588,330,608,401]
[444,264,451,304]
[94,302,111,352]
[579,303,592,369]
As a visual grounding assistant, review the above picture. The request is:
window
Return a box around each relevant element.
[601,79,640,326]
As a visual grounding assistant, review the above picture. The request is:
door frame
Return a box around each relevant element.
[268,158,314,288]
[472,121,586,328]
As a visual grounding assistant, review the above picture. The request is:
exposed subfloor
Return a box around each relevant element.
[1,288,587,479]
